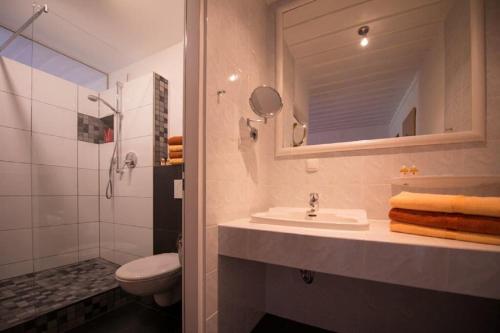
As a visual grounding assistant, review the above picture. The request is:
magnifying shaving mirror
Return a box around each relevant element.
[247,86,283,141]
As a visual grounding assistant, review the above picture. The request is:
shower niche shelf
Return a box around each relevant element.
[391,175,500,188]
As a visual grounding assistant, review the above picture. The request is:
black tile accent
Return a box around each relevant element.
[154,73,169,166]
[77,113,114,144]
[252,314,333,333]
[0,259,121,331]
[153,165,182,254]
[66,300,181,333]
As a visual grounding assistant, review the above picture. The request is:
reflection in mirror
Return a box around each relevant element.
[292,119,307,147]
[279,0,474,147]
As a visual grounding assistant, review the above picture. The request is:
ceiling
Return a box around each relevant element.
[283,0,452,133]
[0,0,185,73]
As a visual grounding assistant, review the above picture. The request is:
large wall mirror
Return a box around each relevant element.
[275,0,485,156]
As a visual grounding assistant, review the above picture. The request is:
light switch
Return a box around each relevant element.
[174,179,183,199]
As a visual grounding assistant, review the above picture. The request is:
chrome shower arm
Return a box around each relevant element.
[0,4,49,53]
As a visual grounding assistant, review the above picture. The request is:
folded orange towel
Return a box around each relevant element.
[390,192,500,218]
[390,221,500,246]
[389,208,500,236]
[169,151,183,159]
[168,158,184,165]
[168,145,183,153]
[168,136,183,145]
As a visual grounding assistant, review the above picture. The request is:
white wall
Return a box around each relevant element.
[445,0,472,132]
[389,75,419,137]
[99,74,154,265]
[417,28,445,135]
[206,0,500,332]
[108,42,184,137]
[0,57,100,279]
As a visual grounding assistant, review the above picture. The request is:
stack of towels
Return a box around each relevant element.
[168,136,183,165]
[389,192,500,246]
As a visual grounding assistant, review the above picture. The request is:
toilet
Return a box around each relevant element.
[115,253,181,307]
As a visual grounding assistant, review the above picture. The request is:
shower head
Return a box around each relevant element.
[87,95,119,114]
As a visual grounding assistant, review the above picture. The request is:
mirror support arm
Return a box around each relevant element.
[246,118,267,141]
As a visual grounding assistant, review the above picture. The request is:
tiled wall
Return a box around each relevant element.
[99,73,154,265]
[0,57,100,280]
[205,0,275,330]
[205,0,500,332]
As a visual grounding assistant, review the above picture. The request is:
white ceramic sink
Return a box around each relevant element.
[251,207,369,230]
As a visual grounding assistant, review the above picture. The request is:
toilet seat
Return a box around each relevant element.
[115,253,181,282]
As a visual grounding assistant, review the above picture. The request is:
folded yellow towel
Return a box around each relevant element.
[390,192,500,218]
[390,221,500,246]
[168,158,184,165]
[169,145,183,153]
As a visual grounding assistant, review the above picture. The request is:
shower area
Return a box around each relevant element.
[0,1,185,331]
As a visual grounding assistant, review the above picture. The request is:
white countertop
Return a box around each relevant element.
[219,218,500,299]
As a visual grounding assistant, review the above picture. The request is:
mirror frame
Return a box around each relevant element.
[274,0,485,157]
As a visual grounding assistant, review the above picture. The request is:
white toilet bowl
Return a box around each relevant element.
[115,253,181,307]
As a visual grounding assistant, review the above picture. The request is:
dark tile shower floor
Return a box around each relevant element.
[0,258,119,331]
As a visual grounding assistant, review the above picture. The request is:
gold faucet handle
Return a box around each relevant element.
[400,165,409,175]
[409,165,419,175]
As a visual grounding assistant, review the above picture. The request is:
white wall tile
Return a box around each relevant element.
[79,222,99,250]
[0,161,31,196]
[100,248,115,263]
[78,169,99,195]
[113,250,141,265]
[0,229,32,265]
[78,86,99,117]
[32,196,78,227]
[0,91,30,130]
[98,88,116,118]
[32,101,77,139]
[33,224,78,258]
[0,196,31,230]
[122,74,153,111]
[0,57,31,98]
[34,252,78,272]
[32,165,77,195]
[115,197,153,228]
[121,136,153,167]
[114,224,152,257]
[79,248,99,261]
[78,196,99,222]
[115,167,153,197]
[99,169,113,197]
[32,68,77,111]
[100,222,114,249]
[32,133,77,167]
[121,105,153,139]
[99,142,115,170]
[0,260,33,280]
[78,141,99,169]
[0,127,31,163]
[100,197,114,223]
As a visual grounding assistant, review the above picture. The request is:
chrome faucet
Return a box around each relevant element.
[307,193,319,216]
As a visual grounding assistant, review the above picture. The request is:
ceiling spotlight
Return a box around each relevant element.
[358,25,369,47]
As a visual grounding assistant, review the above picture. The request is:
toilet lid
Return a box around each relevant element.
[115,253,181,281]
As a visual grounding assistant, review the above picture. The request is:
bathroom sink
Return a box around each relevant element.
[251,207,369,230]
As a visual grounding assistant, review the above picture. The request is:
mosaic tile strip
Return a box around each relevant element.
[0,258,121,331]
[77,113,113,144]
[154,73,169,166]
[3,288,133,333]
